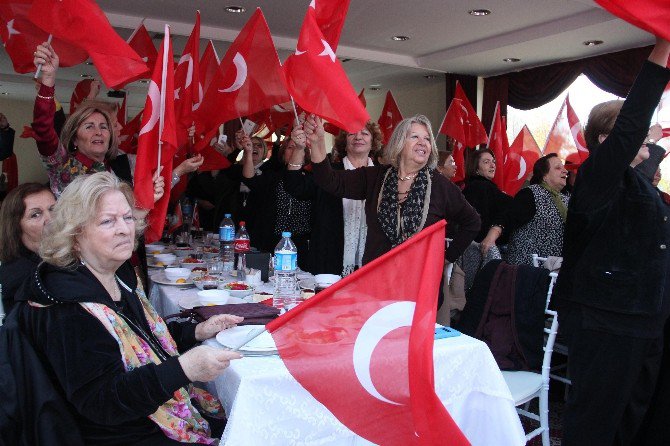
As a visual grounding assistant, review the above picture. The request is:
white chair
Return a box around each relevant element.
[502,271,559,446]
[532,254,572,393]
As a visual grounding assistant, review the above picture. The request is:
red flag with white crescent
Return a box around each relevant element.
[543,97,578,161]
[310,0,351,51]
[133,25,177,243]
[194,8,290,152]
[267,221,470,446]
[438,98,468,183]
[199,40,220,94]
[174,11,201,128]
[454,81,488,147]
[565,94,589,162]
[126,21,157,74]
[377,91,403,145]
[504,125,541,196]
[284,7,369,133]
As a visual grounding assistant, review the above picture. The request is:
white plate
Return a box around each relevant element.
[299,279,315,290]
[151,272,194,286]
[216,325,277,352]
[178,294,246,309]
[147,261,178,268]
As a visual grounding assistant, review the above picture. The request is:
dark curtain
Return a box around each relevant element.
[445,73,478,110]
[482,45,653,121]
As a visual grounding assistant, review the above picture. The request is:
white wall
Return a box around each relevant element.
[364,81,448,150]
[0,97,49,184]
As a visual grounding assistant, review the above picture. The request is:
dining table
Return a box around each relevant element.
[148,273,527,446]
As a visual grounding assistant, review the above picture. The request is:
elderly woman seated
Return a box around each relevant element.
[12,172,242,445]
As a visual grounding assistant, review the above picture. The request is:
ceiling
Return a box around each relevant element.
[0,0,654,110]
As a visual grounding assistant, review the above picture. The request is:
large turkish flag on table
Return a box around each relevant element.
[267,221,470,446]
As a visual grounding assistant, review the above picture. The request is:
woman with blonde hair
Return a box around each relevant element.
[12,172,242,445]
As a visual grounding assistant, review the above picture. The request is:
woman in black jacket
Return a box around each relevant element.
[0,183,55,313]
[555,37,670,446]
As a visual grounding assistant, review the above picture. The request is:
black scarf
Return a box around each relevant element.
[377,167,432,246]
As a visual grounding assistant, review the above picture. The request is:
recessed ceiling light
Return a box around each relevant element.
[369,83,381,88]
[424,74,439,79]
[391,35,410,41]
[225,5,246,13]
[85,61,94,66]
[339,58,352,63]
[80,74,93,78]
[503,58,520,63]
[0,92,8,95]
[583,40,604,46]
[468,9,491,16]
[139,79,149,84]
[369,87,380,91]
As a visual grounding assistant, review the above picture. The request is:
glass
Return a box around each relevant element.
[208,260,224,277]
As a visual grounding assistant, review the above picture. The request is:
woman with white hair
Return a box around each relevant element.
[303,114,480,305]
[13,172,242,445]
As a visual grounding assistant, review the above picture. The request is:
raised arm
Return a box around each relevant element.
[32,41,61,157]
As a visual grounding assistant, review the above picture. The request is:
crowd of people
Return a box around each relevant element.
[0,34,669,446]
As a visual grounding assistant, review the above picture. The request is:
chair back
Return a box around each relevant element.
[541,273,559,383]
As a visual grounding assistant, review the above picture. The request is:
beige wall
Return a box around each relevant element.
[0,97,49,184]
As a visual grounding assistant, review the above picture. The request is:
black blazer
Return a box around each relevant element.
[555,61,670,337]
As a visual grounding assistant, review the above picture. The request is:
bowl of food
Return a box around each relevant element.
[197,289,230,306]
[164,267,191,283]
[202,246,220,259]
[314,274,341,293]
[220,281,254,298]
[173,247,194,258]
[192,274,220,290]
[145,244,166,255]
[153,253,177,267]
[180,257,206,270]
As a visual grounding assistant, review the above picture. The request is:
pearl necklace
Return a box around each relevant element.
[398,172,418,181]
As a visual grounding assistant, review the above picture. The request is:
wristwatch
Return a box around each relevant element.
[171,172,180,188]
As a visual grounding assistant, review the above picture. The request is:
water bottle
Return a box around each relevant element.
[219,214,235,272]
[273,231,299,311]
[234,221,251,280]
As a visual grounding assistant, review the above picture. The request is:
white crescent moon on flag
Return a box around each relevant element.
[219,52,247,93]
[352,301,415,406]
[517,156,527,181]
[192,83,203,111]
[177,53,193,89]
[273,103,292,113]
[139,81,160,136]
[309,0,316,8]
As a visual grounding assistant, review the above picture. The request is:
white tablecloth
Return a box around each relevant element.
[149,278,525,446]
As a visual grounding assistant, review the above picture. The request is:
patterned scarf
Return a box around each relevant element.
[80,284,222,445]
[540,181,567,222]
[377,166,432,246]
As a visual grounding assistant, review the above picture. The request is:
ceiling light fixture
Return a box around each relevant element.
[503,58,520,63]
[391,35,410,41]
[369,83,381,87]
[339,58,352,63]
[139,79,149,84]
[468,9,491,16]
[80,74,93,78]
[85,61,94,66]
[0,92,8,95]
[424,74,439,79]
[369,87,380,91]
[225,5,246,13]
[583,40,604,46]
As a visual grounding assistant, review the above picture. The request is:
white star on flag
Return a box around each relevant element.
[6,19,20,40]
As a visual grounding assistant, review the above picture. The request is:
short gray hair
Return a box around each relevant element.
[382,114,439,169]
[40,172,144,268]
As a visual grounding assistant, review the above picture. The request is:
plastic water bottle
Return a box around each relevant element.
[273,232,299,311]
[219,214,235,272]
[234,221,251,280]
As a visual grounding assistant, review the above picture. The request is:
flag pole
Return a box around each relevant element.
[157,24,170,171]
[290,96,301,125]
[34,34,53,79]
[239,116,246,135]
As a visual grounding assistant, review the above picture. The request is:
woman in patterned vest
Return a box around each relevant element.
[481,153,569,265]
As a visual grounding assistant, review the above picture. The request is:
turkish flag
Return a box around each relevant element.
[118,109,142,154]
[487,102,508,191]
[504,125,540,196]
[26,0,149,89]
[133,25,178,243]
[454,81,488,147]
[595,0,670,47]
[267,221,469,446]
[438,98,469,183]
[323,89,367,136]
[565,94,589,162]
[543,97,577,160]
[195,8,290,151]
[377,91,403,145]
[199,40,220,94]
[117,95,127,126]
[284,7,369,133]
[310,0,351,51]
[0,0,88,73]
[126,21,157,74]
[69,79,93,115]
[174,11,201,129]
[196,137,233,171]
[247,101,298,137]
